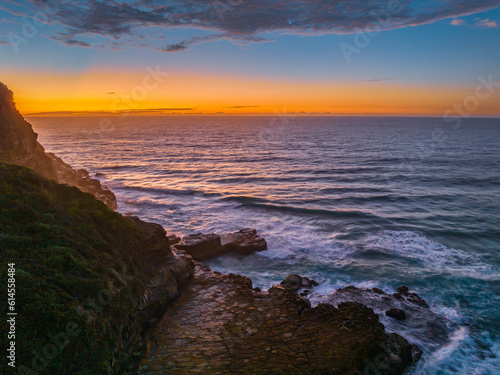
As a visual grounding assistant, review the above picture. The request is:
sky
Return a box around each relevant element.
[0,0,500,116]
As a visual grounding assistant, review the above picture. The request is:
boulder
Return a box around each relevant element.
[220,228,267,255]
[393,286,429,308]
[281,274,302,291]
[386,308,406,321]
[175,233,223,260]
[175,229,267,261]
[75,168,89,178]
[281,274,319,292]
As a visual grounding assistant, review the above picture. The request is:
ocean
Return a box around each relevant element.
[30,115,500,374]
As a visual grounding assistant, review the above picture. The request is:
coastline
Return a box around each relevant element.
[0,81,421,374]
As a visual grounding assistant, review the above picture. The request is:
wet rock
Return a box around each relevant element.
[393,286,429,308]
[281,274,302,291]
[412,344,423,362]
[176,229,267,261]
[168,234,181,246]
[321,284,453,352]
[176,233,224,260]
[281,274,319,293]
[220,228,267,255]
[386,308,406,321]
[138,264,419,375]
[302,276,319,287]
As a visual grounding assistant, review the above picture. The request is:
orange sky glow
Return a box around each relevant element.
[4,68,500,117]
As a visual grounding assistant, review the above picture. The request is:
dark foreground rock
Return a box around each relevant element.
[320,285,450,348]
[386,308,407,321]
[175,228,267,260]
[0,81,117,209]
[137,268,419,375]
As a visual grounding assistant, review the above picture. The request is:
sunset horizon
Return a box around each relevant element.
[1,1,500,375]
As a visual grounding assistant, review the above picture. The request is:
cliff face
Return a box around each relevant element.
[0,162,193,374]
[0,81,117,209]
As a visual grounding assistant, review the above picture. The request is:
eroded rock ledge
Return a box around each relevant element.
[137,264,420,375]
[174,228,267,260]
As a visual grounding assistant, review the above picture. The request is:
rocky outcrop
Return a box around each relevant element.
[393,285,429,308]
[137,269,418,374]
[0,81,117,209]
[175,233,223,260]
[281,273,319,294]
[386,308,406,321]
[174,228,267,260]
[220,228,268,254]
[320,285,449,348]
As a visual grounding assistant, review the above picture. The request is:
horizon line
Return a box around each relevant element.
[23,112,500,119]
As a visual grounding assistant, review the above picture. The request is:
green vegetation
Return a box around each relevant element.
[0,162,153,374]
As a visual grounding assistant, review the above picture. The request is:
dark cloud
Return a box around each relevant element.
[5,0,500,51]
[162,42,189,52]
[224,105,262,109]
[27,107,196,116]
[49,32,91,47]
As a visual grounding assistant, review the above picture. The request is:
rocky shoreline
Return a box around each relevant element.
[0,80,421,374]
[128,228,425,374]
[135,255,422,374]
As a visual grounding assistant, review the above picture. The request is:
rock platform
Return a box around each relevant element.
[137,264,418,375]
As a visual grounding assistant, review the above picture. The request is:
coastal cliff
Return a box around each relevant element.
[0,81,420,374]
[0,162,193,374]
[0,81,117,209]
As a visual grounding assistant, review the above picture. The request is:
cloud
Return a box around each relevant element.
[0,40,9,45]
[450,19,466,26]
[49,33,91,47]
[224,105,262,109]
[450,17,498,28]
[475,18,498,28]
[26,108,196,116]
[4,0,500,51]
[162,42,189,53]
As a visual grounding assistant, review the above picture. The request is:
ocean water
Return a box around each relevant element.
[31,115,500,374]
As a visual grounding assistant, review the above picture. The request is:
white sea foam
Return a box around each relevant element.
[365,230,497,277]
[413,329,500,375]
